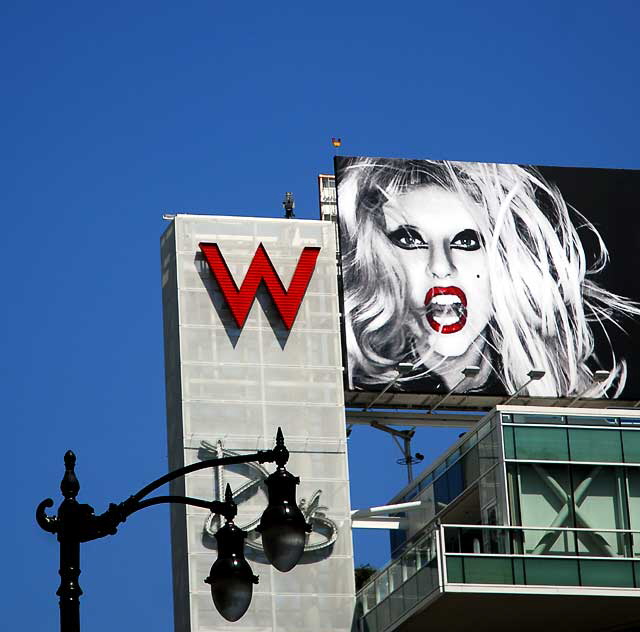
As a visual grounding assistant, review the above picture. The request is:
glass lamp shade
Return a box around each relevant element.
[205,521,258,622]
[257,468,312,572]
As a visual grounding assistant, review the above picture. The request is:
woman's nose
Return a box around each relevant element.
[429,244,456,279]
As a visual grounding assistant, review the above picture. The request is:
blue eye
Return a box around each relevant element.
[451,229,481,251]
[387,225,428,250]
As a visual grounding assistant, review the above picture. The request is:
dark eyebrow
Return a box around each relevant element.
[393,223,421,233]
[386,224,423,238]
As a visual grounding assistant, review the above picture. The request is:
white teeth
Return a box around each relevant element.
[431,295,461,306]
[433,315,459,325]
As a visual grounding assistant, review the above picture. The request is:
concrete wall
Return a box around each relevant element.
[161,215,354,632]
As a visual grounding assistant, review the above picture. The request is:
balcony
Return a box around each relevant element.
[355,524,640,632]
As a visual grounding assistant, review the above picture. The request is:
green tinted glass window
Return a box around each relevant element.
[572,466,628,536]
[446,556,464,583]
[514,426,569,461]
[462,556,514,584]
[569,428,622,462]
[580,560,634,588]
[622,430,640,463]
[402,576,418,611]
[376,599,390,631]
[420,559,438,594]
[503,426,515,459]
[515,464,573,529]
[524,558,579,586]
[446,449,461,467]
[513,413,565,425]
[506,464,522,526]
[363,610,377,632]
[388,562,402,593]
[513,558,526,585]
[388,588,403,623]
[627,469,640,530]
[461,446,480,485]
[567,416,618,427]
[479,428,498,473]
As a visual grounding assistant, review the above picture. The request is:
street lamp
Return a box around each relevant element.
[257,430,312,571]
[204,485,258,621]
[36,428,311,631]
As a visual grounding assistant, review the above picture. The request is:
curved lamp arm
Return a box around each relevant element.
[36,498,57,533]
[128,449,277,504]
[36,427,291,543]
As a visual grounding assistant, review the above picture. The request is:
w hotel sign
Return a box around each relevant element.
[160,215,354,632]
[198,241,321,330]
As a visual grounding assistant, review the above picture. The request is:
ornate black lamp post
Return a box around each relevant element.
[36,428,311,631]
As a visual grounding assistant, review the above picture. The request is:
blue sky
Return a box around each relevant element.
[3,1,640,630]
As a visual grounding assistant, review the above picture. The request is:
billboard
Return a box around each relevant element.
[335,156,640,401]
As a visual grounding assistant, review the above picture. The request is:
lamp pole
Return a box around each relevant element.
[36,428,311,631]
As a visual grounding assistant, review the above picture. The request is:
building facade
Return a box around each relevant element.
[355,406,640,632]
[161,214,355,632]
[160,206,640,632]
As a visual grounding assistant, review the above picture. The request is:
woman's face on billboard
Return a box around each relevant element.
[382,185,492,358]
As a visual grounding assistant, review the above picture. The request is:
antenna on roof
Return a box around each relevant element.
[369,422,423,483]
[283,192,295,219]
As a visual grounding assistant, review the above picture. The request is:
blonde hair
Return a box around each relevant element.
[337,157,640,397]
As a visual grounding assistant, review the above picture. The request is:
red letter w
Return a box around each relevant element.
[199,243,321,330]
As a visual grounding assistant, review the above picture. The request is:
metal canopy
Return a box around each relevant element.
[346,409,483,428]
[344,389,640,413]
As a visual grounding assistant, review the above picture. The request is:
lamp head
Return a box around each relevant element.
[257,466,312,572]
[205,520,258,622]
[594,370,610,383]
[397,362,414,375]
[257,429,311,572]
[462,365,480,379]
[527,369,546,381]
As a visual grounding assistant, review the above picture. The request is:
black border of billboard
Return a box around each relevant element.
[334,155,640,411]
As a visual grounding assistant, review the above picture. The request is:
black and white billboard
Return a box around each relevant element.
[335,156,640,401]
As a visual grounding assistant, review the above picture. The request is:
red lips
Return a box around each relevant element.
[424,286,467,334]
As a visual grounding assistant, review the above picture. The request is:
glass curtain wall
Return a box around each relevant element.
[503,413,640,557]
[389,413,504,557]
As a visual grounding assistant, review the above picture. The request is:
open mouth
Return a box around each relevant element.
[424,286,467,334]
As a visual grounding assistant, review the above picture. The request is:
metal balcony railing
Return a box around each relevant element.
[356,523,640,632]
